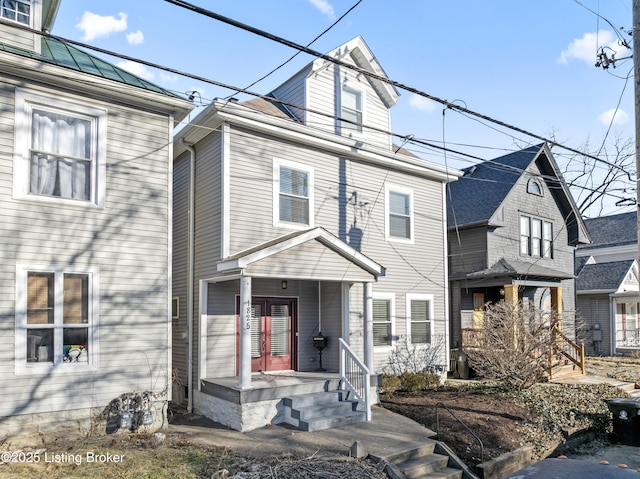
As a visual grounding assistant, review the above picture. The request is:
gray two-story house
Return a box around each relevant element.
[172,36,462,431]
[447,144,590,375]
[0,0,193,441]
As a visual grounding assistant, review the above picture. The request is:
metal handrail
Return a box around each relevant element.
[339,338,371,421]
[435,401,484,464]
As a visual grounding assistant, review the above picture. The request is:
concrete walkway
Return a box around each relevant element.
[169,405,438,460]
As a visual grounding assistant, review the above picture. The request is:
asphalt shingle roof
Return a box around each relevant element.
[575,259,634,292]
[447,144,543,227]
[580,211,637,249]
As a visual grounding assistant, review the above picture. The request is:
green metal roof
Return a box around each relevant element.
[1,36,183,99]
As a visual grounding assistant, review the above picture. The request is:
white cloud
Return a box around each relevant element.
[126,30,144,45]
[598,108,629,126]
[160,72,178,83]
[557,30,620,64]
[76,11,127,41]
[116,60,154,81]
[308,0,335,20]
[409,94,437,112]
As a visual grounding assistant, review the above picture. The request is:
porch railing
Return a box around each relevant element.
[338,338,371,421]
[616,328,640,348]
[551,325,585,375]
[461,328,484,348]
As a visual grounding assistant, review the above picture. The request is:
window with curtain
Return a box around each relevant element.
[341,86,362,133]
[30,109,92,201]
[1,0,30,25]
[17,265,96,373]
[14,89,106,207]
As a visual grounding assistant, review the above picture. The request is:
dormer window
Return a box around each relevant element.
[1,0,31,25]
[527,178,542,196]
[340,85,363,133]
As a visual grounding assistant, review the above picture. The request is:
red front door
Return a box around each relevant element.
[237,297,296,372]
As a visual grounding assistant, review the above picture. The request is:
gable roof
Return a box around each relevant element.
[580,211,637,250]
[311,36,400,108]
[446,143,590,245]
[576,259,635,292]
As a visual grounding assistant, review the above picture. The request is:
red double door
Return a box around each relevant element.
[237,297,297,373]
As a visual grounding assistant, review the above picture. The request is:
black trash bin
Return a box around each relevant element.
[455,350,470,380]
[606,397,640,446]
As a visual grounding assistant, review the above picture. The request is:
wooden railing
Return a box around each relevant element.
[339,338,371,421]
[461,328,484,349]
[551,324,585,375]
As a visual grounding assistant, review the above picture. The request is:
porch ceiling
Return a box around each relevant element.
[214,227,384,282]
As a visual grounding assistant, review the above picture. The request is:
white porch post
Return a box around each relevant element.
[363,281,374,373]
[238,274,253,390]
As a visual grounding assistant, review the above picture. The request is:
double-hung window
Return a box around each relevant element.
[16,264,98,374]
[406,294,433,345]
[341,86,363,133]
[373,293,395,347]
[520,215,552,258]
[385,184,414,242]
[1,0,30,25]
[14,88,106,207]
[273,158,314,228]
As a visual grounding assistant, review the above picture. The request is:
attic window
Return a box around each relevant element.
[1,0,30,25]
[527,179,542,196]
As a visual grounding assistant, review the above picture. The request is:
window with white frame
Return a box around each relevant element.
[385,184,413,241]
[1,0,31,25]
[527,179,543,196]
[273,158,314,228]
[520,215,552,258]
[16,265,97,373]
[340,86,363,133]
[14,88,106,207]
[373,293,394,347]
[406,294,433,345]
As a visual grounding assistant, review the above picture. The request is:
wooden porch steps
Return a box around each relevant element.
[282,390,366,432]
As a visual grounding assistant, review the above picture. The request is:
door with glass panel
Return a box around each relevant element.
[239,298,295,372]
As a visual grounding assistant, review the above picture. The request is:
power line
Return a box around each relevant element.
[163,0,631,175]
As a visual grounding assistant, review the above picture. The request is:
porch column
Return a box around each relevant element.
[238,274,253,390]
[503,284,518,304]
[551,286,563,332]
[363,282,374,373]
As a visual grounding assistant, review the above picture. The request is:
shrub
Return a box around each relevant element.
[380,374,401,395]
[399,371,441,393]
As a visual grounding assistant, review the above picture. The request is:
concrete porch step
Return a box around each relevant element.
[375,444,465,479]
[282,390,366,432]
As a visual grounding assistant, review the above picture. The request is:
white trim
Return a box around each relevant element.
[198,280,208,386]
[221,122,231,258]
[168,116,174,398]
[216,227,384,277]
[15,263,99,375]
[406,293,435,346]
[442,182,450,360]
[385,183,415,244]
[336,75,366,139]
[372,291,395,350]
[272,157,315,230]
[341,282,351,344]
[13,87,107,208]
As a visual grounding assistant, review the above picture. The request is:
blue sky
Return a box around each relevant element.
[52,1,635,216]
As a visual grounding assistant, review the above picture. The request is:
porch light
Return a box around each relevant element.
[281,280,288,289]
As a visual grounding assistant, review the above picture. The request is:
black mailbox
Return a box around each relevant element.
[314,333,328,350]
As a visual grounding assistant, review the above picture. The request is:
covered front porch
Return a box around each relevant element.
[193,228,384,431]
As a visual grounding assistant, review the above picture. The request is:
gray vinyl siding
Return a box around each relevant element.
[576,293,612,356]
[306,58,391,151]
[270,67,309,123]
[448,227,487,274]
[223,125,447,373]
[172,153,190,385]
[0,80,174,418]
[0,25,35,52]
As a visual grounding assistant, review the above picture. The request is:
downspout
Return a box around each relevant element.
[182,138,196,413]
